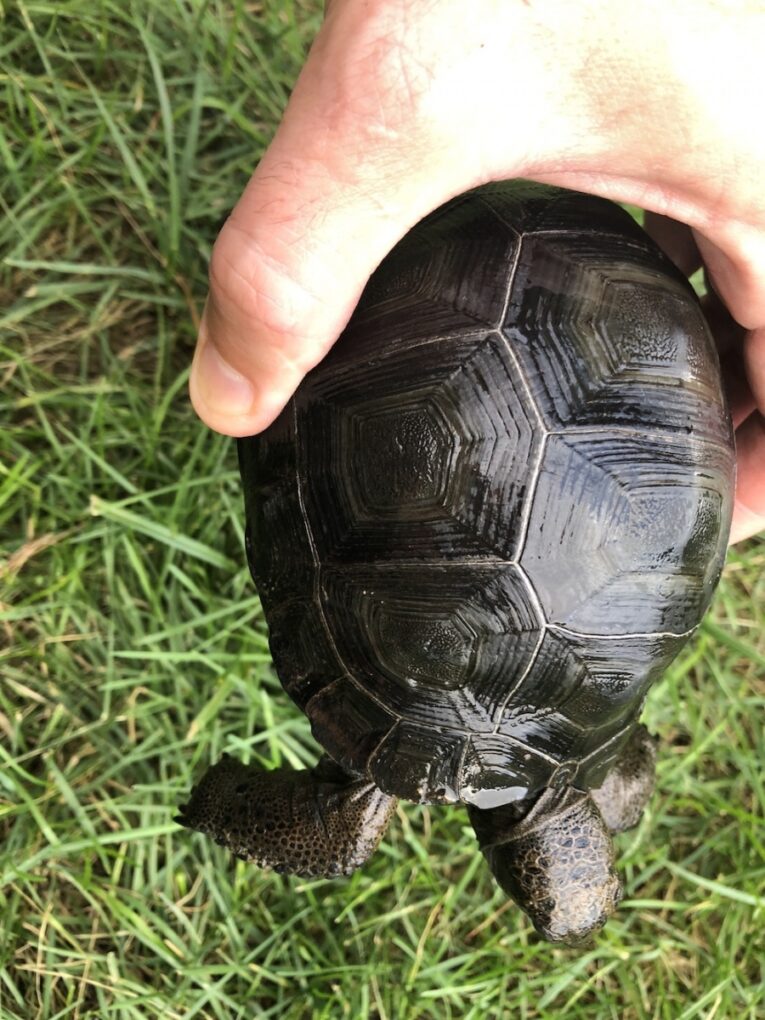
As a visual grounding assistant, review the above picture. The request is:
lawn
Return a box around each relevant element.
[1,2,763,1018]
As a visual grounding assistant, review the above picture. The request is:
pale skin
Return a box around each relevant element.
[189,0,765,542]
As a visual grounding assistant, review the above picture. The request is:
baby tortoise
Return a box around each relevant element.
[178,183,734,944]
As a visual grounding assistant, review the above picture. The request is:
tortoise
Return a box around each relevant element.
[178,182,735,943]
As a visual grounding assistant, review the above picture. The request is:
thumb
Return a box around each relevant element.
[189,0,585,437]
[189,10,490,437]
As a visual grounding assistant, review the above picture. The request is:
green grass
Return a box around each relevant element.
[1,2,764,1017]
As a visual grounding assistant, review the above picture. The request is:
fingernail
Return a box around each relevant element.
[192,339,257,418]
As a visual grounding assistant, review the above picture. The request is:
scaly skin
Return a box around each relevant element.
[176,754,397,876]
[468,724,657,944]
[179,723,657,943]
[469,788,622,945]
[591,724,657,833]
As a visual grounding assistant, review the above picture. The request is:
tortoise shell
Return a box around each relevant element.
[238,183,734,811]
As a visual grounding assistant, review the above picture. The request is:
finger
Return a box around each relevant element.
[720,351,757,430]
[693,227,765,332]
[730,410,765,544]
[690,245,765,544]
[744,326,765,414]
[643,212,702,277]
[729,328,765,544]
[189,6,497,437]
[701,276,747,357]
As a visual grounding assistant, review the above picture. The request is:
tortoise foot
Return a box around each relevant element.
[177,754,397,877]
[469,787,621,945]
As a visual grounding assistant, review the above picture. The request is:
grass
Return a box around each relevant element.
[1,2,764,1017]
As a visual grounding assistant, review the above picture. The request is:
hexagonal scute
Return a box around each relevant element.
[344,188,521,349]
[520,433,734,634]
[369,723,465,802]
[297,333,540,562]
[319,562,542,731]
[502,233,732,444]
[508,628,686,731]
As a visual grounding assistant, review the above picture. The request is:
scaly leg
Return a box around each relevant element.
[467,724,657,944]
[177,754,397,877]
[468,786,621,944]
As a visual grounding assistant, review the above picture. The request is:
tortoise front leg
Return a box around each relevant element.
[176,754,397,877]
[468,787,621,945]
[467,724,658,943]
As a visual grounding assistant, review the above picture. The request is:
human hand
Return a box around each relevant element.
[189,0,765,542]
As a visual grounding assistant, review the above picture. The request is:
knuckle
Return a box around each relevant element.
[208,222,320,352]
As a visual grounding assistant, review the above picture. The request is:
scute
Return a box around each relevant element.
[369,723,466,803]
[502,232,731,444]
[355,190,520,332]
[238,183,735,808]
[477,180,655,243]
[520,432,732,634]
[525,629,686,731]
[239,405,314,612]
[320,563,541,732]
[307,676,396,776]
[460,733,554,809]
[296,332,541,563]
[266,598,341,710]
